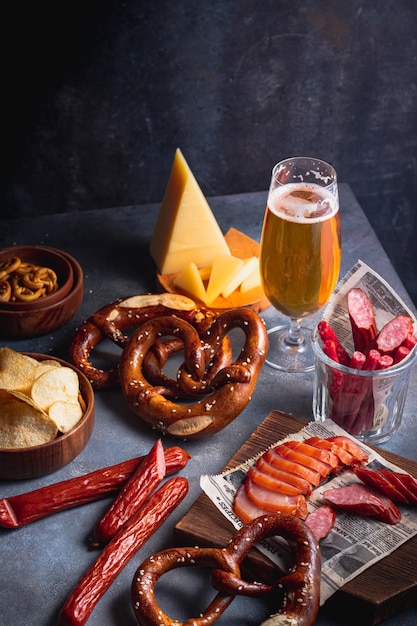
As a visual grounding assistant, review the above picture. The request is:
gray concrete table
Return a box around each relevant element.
[0,184,416,625]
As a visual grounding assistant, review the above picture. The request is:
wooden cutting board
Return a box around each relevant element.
[174,410,417,625]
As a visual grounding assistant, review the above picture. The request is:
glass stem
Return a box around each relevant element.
[286,318,305,346]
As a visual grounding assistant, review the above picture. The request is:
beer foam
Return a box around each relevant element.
[269,183,338,223]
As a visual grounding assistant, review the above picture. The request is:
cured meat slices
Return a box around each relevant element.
[326,436,368,464]
[304,436,353,468]
[263,448,322,487]
[247,466,305,496]
[322,484,402,525]
[255,455,313,496]
[289,439,340,469]
[233,484,269,524]
[232,435,373,526]
[244,481,308,518]
[282,440,339,472]
[271,445,325,484]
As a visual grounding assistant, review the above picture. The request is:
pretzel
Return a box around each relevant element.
[0,256,21,279]
[0,257,59,302]
[131,513,321,626]
[0,279,12,302]
[69,293,228,390]
[118,307,268,439]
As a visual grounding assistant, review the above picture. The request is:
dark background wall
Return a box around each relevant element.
[3,0,417,306]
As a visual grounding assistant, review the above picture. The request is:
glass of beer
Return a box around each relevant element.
[260,157,341,372]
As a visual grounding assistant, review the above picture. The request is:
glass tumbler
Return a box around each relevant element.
[312,326,417,444]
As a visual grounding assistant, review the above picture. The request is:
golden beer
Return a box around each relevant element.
[260,182,341,319]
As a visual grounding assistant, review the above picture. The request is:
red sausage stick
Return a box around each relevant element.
[59,476,189,626]
[0,446,189,529]
[347,288,377,352]
[91,439,166,547]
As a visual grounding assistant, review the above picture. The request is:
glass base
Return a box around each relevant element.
[265,324,315,372]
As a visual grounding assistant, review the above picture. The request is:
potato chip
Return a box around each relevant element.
[30,367,79,411]
[48,401,83,433]
[6,389,47,414]
[0,347,37,393]
[34,361,63,379]
[0,397,58,448]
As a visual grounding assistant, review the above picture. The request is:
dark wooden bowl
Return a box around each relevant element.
[0,247,83,339]
[0,354,95,480]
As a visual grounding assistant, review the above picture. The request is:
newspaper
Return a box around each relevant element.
[201,419,417,604]
[323,259,417,355]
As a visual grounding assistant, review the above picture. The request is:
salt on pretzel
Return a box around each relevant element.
[131,513,321,626]
[118,307,268,439]
[69,293,225,389]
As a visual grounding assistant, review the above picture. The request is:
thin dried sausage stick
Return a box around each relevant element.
[91,439,166,547]
[318,320,350,365]
[0,446,189,529]
[59,476,188,626]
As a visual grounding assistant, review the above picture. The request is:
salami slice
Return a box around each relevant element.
[376,315,413,356]
[322,484,402,525]
[305,505,336,541]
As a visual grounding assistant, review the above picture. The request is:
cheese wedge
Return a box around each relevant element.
[173,262,208,304]
[222,256,258,298]
[206,254,244,304]
[150,149,230,275]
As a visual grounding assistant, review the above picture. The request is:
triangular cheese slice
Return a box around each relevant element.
[240,261,262,293]
[222,256,258,298]
[206,254,244,304]
[173,262,208,304]
[150,148,230,275]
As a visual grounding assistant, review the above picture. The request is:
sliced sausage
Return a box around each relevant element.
[322,484,402,525]
[305,505,336,541]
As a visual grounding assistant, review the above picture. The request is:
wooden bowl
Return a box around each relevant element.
[0,354,95,480]
[0,247,83,339]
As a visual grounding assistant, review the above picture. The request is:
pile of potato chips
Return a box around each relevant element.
[0,348,85,449]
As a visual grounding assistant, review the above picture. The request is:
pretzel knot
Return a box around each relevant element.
[131,514,321,626]
[69,293,223,389]
[119,307,268,439]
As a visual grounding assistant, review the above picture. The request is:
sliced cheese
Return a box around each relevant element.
[198,265,212,281]
[222,256,258,298]
[240,261,262,293]
[150,148,230,275]
[173,262,208,304]
[206,254,244,304]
